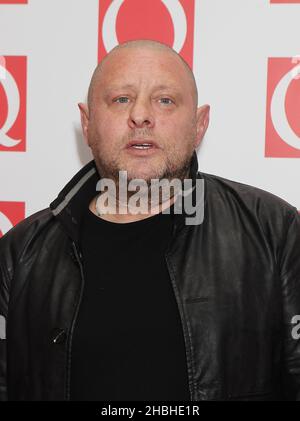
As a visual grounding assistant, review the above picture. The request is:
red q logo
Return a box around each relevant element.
[0,201,25,238]
[270,1,300,3]
[0,56,27,152]
[98,0,195,67]
[265,58,300,157]
[0,0,27,3]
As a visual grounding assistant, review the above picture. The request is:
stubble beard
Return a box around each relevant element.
[93,147,193,201]
[89,123,197,211]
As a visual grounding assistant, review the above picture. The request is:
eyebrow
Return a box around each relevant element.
[104,84,182,95]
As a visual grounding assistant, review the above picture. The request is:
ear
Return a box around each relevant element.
[194,104,210,149]
[78,103,90,146]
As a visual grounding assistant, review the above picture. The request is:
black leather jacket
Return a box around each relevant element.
[0,151,300,401]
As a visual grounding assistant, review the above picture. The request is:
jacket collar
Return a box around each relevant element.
[49,150,203,245]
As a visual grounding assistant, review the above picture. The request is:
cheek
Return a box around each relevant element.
[89,125,127,159]
[90,119,120,145]
[157,117,180,138]
[159,118,193,142]
[174,116,197,138]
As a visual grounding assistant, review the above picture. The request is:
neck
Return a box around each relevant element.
[89,193,177,224]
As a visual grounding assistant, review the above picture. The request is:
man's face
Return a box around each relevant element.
[80,47,209,185]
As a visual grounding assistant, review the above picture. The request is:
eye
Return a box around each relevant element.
[159,97,174,105]
[113,96,130,104]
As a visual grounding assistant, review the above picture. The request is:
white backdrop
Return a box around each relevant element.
[0,0,299,235]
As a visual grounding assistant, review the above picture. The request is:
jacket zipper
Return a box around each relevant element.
[65,241,86,401]
[164,223,195,401]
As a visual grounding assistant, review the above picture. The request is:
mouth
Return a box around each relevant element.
[125,139,160,155]
[126,139,159,149]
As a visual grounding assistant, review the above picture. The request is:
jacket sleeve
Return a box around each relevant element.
[279,207,300,400]
[0,256,9,401]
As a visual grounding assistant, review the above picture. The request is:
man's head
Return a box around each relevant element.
[79,39,210,186]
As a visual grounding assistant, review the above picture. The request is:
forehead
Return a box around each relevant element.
[98,48,191,88]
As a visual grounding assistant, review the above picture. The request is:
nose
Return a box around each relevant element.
[128,98,154,129]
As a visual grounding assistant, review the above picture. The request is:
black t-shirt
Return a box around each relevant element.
[70,204,190,401]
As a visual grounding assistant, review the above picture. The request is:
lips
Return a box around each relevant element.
[126,139,159,150]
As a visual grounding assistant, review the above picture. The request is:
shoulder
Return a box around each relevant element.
[199,171,297,214]
[198,171,299,238]
[0,208,54,281]
[0,208,53,248]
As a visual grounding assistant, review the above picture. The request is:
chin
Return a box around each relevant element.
[121,159,163,180]
[126,166,166,182]
[126,171,161,183]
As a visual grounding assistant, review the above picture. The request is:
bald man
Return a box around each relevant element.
[0,40,300,401]
[80,39,208,224]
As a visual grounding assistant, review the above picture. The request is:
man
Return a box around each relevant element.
[0,39,299,401]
